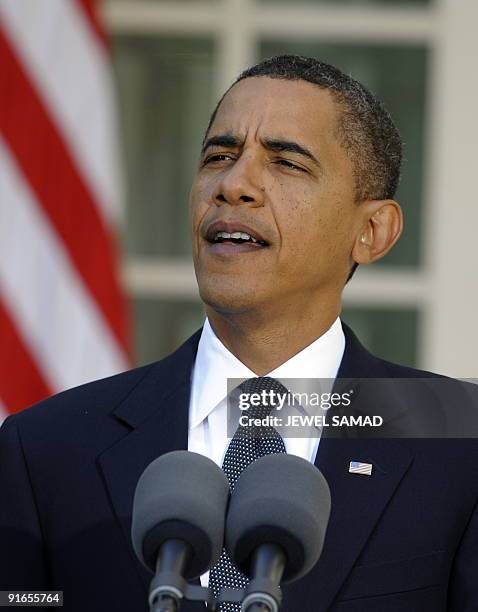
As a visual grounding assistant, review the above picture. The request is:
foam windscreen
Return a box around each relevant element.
[225,453,331,582]
[131,451,230,577]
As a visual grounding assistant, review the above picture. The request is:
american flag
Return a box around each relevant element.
[0,0,130,419]
[349,461,373,476]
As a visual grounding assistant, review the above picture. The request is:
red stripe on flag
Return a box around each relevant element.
[0,298,52,413]
[75,0,110,49]
[0,26,130,357]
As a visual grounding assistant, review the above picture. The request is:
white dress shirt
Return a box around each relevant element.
[188,317,345,466]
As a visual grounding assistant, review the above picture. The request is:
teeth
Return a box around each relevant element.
[214,230,258,243]
[240,232,257,242]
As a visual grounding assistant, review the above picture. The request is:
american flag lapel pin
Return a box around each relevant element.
[349,461,373,476]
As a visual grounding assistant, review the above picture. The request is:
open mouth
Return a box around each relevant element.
[209,231,268,247]
[203,222,270,253]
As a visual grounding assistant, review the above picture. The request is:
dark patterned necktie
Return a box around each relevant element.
[209,377,288,611]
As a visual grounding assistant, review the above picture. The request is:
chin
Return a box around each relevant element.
[198,282,260,315]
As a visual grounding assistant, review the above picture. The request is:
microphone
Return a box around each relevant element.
[131,451,230,611]
[224,454,331,612]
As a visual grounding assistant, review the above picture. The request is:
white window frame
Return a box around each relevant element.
[104,0,478,377]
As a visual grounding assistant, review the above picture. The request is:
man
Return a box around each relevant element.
[1,55,477,611]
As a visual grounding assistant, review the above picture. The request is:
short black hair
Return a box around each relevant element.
[205,54,402,203]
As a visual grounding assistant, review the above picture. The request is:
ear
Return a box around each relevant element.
[352,200,403,265]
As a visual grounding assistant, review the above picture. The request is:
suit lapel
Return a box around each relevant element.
[291,437,413,611]
[97,332,201,592]
[282,324,415,611]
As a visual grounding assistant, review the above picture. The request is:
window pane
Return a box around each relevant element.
[113,36,215,257]
[261,0,431,5]
[342,307,418,366]
[260,41,427,268]
[110,0,221,2]
[134,298,205,365]
[133,299,417,368]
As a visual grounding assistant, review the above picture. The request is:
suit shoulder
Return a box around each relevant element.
[6,328,202,433]
[342,321,478,407]
[374,357,445,379]
[374,357,478,422]
[9,362,157,429]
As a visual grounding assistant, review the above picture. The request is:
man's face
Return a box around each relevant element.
[190,76,362,316]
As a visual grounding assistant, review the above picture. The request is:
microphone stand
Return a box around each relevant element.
[149,539,216,612]
[151,594,178,612]
[218,544,286,612]
[242,543,285,612]
[149,542,286,612]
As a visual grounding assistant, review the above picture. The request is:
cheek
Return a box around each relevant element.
[274,183,324,237]
[190,177,213,227]
[276,186,355,266]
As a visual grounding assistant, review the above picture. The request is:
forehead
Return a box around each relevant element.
[209,76,341,149]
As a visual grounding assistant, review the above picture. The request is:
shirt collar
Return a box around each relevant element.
[189,317,345,430]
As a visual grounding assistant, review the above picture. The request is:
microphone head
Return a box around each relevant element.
[131,451,230,578]
[225,453,331,583]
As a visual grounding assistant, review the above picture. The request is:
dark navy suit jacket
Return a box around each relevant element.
[1,325,477,611]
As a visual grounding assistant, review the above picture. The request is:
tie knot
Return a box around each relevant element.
[238,376,289,420]
[239,376,288,395]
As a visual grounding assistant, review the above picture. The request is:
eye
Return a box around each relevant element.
[275,159,307,173]
[203,153,234,166]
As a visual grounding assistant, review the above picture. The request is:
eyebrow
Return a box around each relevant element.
[263,138,320,167]
[201,133,320,167]
[201,134,241,154]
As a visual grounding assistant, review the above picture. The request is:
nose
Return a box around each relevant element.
[213,155,265,207]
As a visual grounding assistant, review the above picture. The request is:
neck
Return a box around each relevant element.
[206,300,340,375]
